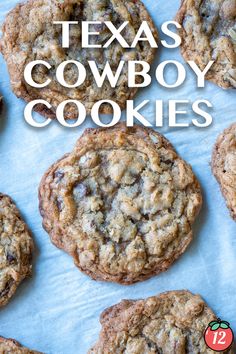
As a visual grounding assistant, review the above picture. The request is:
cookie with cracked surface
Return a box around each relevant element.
[0,194,34,307]
[89,290,230,354]
[0,0,158,119]
[176,0,236,89]
[212,123,236,220]
[0,336,42,353]
[39,124,202,284]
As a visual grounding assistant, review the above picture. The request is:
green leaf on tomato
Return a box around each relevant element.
[211,323,220,330]
[220,323,229,329]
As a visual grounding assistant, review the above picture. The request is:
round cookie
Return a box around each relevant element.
[176,0,236,89]
[0,0,158,119]
[212,123,236,220]
[39,124,202,284]
[0,194,34,307]
[0,336,42,353]
[89,290,228,354]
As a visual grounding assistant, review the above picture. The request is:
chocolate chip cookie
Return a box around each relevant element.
[0,336,42,353]
[0,194,34,307]
[212,123,236,220]
[0,0,158,119]
[176,0,236,88]
[39,124,202,284]
[89,290,225,354]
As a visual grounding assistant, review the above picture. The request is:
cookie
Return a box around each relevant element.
[89,290,228,354]
[0,194,34,307]
[212,123,236,220]
[39,124,202,284]
[0,336,42,353]
[0,0,158,119]
[176,0,236,89]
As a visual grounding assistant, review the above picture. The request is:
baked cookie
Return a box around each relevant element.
[89,290,228,354]
[0,336,42,353]
[212,123,236,220]
[176,0,236,89]
[39,124,202,284]
[0,0,158,119]
[0,194,34,307]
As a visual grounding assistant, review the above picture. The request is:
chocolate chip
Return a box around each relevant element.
[57,197,64,212]
[142,214,149,221]
[6,253,16,264]
[94,23,105,32]
[54,170,64,182]
[164,159,173,165]
[0,280,12,298]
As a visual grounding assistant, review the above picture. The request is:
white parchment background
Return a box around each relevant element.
[0,1,236,353]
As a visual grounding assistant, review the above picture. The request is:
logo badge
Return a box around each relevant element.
[204,318,234,352]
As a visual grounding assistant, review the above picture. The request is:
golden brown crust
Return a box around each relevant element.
[0,336,43,353]
[89,290,225,354]
[176,0,236,89]
[212,123,236,220]
[39,124,202,284]
[0,193,34,307]
[0,0,158,119]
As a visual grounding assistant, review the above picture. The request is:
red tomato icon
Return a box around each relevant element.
[204,318,234,352]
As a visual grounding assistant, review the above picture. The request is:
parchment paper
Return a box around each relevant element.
[0,1,235,353]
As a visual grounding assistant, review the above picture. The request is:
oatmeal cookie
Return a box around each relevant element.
[89,290,228,354]
[212,123,236,220]
[0,336,42,353]
[176,0,236,88]
[0,0,158,119]
[0,194,34,307]
[39,124,202,284]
